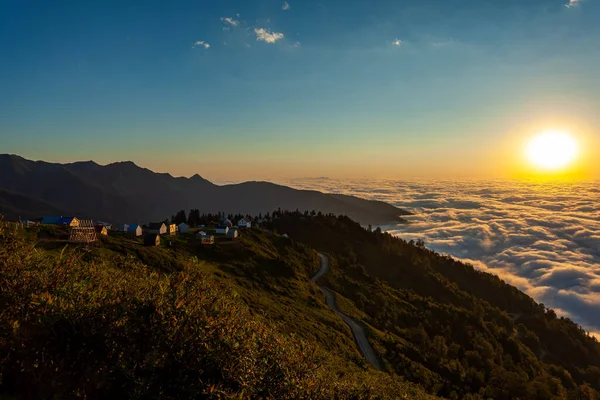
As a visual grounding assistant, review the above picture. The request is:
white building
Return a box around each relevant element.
[237,218,251,228]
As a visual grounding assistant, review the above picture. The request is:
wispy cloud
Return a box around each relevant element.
[565,0,579,7]
[221,17,239,26]
[282,1,290,10]
[392,39,403,46]
[254,28,284,44]
[193,40,210,49]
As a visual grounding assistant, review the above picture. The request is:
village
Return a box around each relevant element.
[17,213,266,247]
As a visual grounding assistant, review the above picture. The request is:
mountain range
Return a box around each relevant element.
[0,154,409,224]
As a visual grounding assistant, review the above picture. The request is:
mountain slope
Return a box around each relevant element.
[267,212,600,399]
[0,154,408,224]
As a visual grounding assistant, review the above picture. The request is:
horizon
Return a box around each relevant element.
[2,0,600,180]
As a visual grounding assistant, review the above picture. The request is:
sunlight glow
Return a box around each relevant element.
[526,131,579,171]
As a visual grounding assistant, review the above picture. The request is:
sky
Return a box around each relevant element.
[1,0,599,181]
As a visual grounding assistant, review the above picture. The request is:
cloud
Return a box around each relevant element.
[254,28,284,44]
[282,178,600,336]
[565,0,579,7]
[221,17,239,27]
[282,1,290,10]
[192,40,210,49]
[392,39,403,46]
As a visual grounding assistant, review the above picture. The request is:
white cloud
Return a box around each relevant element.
[392,39,403,46]
[565,0,579,7]
[254,28,284,44]
[192,40,210,49]
[221,17,239,26]
[282,1,291,10]
[283,178,600,336]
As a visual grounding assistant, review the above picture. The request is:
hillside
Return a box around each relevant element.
[0,220,431,399]
[2,213,599,399]
[267,212,600,399]
[0,154,408,224]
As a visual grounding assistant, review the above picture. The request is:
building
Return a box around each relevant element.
[117,224,129,232]
[127,224,143,237]
[178,222,190,234]
[219,218,233,227]
[215,225,229,235]
[59,217,80,227]
[41,216,62,225]
[22,219,39,227]
[197,233,214,245]
[227,229,239,239]
[237,218,251,228]
[96,221,113,230]
[148,222,167,235]
[95,225,108,236]
[144,233,161,247]
[166,223,177,236]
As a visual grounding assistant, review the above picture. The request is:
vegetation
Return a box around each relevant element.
[4,207,600,399]
[267,211,600,400]
[0,221,431,399]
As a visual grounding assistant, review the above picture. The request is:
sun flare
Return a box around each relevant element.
[526,131,579,171]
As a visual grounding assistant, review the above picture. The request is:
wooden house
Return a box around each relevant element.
[127,224,143,237]
[166,223,177,236]
[197,233,214,245]
[144,233,161,247]
[148,222,167,235]
[227,229,239,239]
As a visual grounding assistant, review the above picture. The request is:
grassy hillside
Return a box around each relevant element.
[268,212,600,400]
[0,221,432,399]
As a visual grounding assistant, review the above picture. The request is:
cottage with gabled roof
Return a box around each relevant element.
[196,231,214,245]
[148,222,167,235]
[165,223,177,236]
[144,233,161,247]
[127,224,143,237]
[237,218,251,228]
[178,222,190,234]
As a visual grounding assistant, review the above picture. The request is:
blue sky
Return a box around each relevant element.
[1,0,599,180]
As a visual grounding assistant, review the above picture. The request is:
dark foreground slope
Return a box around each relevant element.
[0,222,431,399]
[0,154,408,224]
[268,212,600,400]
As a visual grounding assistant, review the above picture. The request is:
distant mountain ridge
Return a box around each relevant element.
[0,154,409,224]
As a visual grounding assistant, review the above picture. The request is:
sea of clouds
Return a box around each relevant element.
[283,178,600,337]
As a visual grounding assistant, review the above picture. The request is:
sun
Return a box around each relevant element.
[526,131,579,171]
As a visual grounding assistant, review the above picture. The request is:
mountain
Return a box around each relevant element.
[0,154,409,224]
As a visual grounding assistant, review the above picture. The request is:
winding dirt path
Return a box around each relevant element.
[312,253,385,371]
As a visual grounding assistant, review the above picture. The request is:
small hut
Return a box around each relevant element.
[144,233,161,247]
[178,222,190,234]
[227,229,239,239]
[198,234,214,245]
